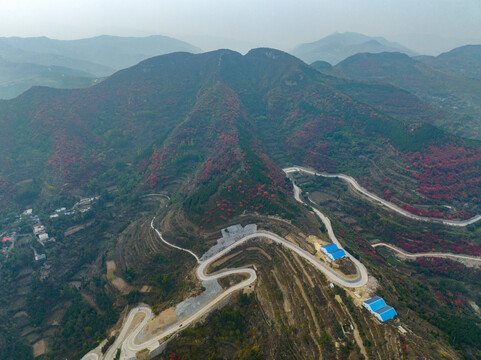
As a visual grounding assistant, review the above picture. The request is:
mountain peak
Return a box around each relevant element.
[291,32,416,65]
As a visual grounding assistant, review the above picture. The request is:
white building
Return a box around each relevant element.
[33,225,45,235]
[38,233,49,241]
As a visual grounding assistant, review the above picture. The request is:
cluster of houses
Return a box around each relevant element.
[1,234,14,255]
[29,212,54,248]
[48,196,98,219]
[50,207,67,218]
[320,243,347,262]
[363,296,397,322]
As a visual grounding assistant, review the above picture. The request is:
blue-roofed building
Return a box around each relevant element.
[363,296,397,322]
[374,306,397,322]
[363,296,387,312]
[327,249,346,262]
[320,243,338,255]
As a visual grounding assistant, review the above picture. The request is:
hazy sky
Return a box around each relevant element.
[1,0,481,54]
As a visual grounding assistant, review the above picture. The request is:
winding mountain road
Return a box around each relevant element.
[284,166,481,227]
[83,165,481,359]
[372,243,481,264]
[82,187,370,359]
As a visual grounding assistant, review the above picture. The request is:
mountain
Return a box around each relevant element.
[0,35,202,99]
[0,57,99,99]
[1,48,480,213]
[1,49,481,359]
[291,32,416,65]
[417,44,481,80]
[0,35,202,75]
[318,51,481,139]
[314,68,461,126]
[0,39,114,76]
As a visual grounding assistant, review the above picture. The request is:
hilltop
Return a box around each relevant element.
[291,32,416,65]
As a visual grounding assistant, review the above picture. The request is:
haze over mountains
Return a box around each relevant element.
[1,36,481,359]
[0,35,202,99]
[291,32,417,65]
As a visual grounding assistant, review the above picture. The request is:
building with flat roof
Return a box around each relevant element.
[363,296,397,322]
[327,249,346,262]
[35,253,46,261]
[363,296,386,312]
[374,305,397,322]
[33,225,45,235]
[320,243,338,255]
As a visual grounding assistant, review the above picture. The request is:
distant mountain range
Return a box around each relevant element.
[0,35,202,99]
[291,32,417,65]
[0,57,99,99]
[313,50,481,139]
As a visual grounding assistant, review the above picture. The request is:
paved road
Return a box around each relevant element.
[141,193,171,200]
[81,354,99,360]
[83,217,369,359]
[106,307,152,360]
[372,243,481,264]
[82,171,373,359]
[119,226,368,359]
[151,218,200,263]
[284,166,481,227]
[289,180,369,288]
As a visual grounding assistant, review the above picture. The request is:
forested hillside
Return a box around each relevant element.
[1,48,481,359]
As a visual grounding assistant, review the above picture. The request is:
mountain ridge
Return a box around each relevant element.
[291,32,416,65]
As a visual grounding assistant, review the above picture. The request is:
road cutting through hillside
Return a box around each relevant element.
[80,166,481,359]
[372,242,481,265]
[82,194,370,359]
[284,166,481,227]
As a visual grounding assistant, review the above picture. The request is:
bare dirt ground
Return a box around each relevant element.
[33,339,46,358]
[349,276,379,306]
[106,259,133,294]
[81,292,103,314]
[140,285,153,293]
[14,311,28,318]
[106,260,116,279]
[64,220,94,236]
[46,308,67,327]
[144,307,179,339]
[111,277,133,295]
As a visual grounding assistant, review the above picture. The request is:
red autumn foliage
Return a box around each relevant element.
[404,143,481,202]
[47,128,102,187]
[398,204,473,220]
[287,119,336,172]
[394,232,481,256]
